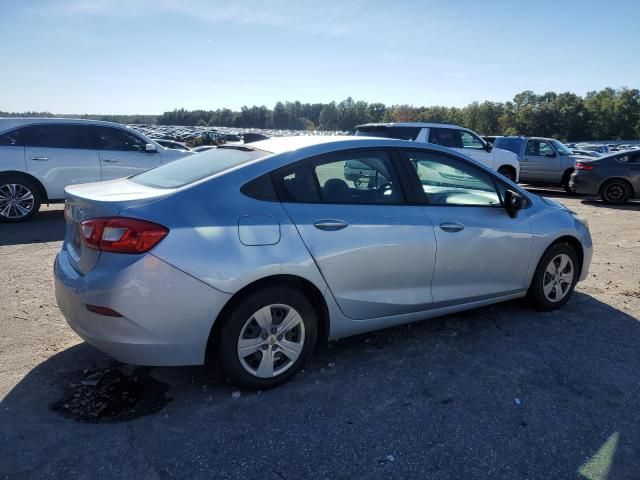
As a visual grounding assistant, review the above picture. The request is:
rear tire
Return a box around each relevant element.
[216,286,318,390]
[601,179,631,205]
[528,242,579,311]
[0,175,42,222]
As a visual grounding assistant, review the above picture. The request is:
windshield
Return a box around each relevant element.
[131,147,270,189]
[551,140,573,155]
[355,126,421,141]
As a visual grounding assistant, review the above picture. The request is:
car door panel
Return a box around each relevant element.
[94,126,162,180]
[283,203,437,319]
[426,206,532,303]
[275,149,437,320]
[23,124,100,200]
[522,140,560,182]
[401,149,533,305]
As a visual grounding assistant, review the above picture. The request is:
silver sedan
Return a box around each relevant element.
[54,136,593,389]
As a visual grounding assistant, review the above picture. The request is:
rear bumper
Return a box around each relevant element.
[569,172,599,195]
[54,248,231,366]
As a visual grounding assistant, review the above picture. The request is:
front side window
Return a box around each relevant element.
[460,131,485,149]
[404,150,500,207]
[525,140,554,156]
[277,150,404,204]
[27,124,90,149]
[95,127,147,151]
[429,128,462,148]
[0,128,25,146]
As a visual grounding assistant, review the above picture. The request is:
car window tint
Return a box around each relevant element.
[280,165,321,202]
[277,150,404,204]
[460,131,484,149]
[618,152,640,163]
[493,138,522,155]
[28,124,90,149]
[525,141,539,155]
[431,128,462,148]
[406,151,500,207]
[539,142,554,156]
[0,128,25,146]
[95,127,147,151]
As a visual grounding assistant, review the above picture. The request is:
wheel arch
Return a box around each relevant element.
[598,177,634,196]
[0,170,49,203]
[546,235,584,278]
[205,274,330,363]
[561,168,575,185]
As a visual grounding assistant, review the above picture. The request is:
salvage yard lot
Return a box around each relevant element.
[1,192,639,479]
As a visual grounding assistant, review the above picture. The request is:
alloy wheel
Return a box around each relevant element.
[604,183,625,203]
[542,254,574,302]
[237,304,305,378]
[0,183,35,220]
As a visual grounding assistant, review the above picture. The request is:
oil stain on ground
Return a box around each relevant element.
[50,365,171,423]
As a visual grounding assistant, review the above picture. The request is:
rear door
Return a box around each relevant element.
[401,149,532,304]
[522,140,560,182]
[94,126,162,180]
[274,148,437,320]
[24,124,100,199]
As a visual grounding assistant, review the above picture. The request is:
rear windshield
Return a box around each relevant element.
[355,126,421,141]
[493,138,523,155]
[131,147,270,189]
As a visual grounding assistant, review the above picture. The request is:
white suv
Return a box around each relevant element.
[353,123,520,181]
[0,118,192,221]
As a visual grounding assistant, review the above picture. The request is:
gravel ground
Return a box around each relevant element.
[1,192,639,479]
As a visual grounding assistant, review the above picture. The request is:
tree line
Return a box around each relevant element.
[156,88,640,141]
[3,87,639,140]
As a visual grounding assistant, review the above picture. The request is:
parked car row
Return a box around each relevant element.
[1,118,637,222]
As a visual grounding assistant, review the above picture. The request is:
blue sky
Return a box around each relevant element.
[2,0,639,114]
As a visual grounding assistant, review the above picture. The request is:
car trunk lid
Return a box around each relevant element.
[63,178,173,275]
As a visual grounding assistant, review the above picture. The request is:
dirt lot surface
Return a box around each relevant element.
[1,192,639,479]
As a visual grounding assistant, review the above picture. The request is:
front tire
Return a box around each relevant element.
[528,243,579,311]
[216,286,318,389]
[497,166,516,182]
[0,176,41,222]
[601,179,631,204]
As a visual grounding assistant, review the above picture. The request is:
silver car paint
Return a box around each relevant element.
[55,137,593,366]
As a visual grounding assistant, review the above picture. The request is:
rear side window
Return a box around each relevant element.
[95,127,147,151]
[131,147,270,189]
[26,124,91,149]
[355,126,421,141]
[428,128,463,148]
[0,128,25,146]
[618,152,640,163]
[493,138,522,155]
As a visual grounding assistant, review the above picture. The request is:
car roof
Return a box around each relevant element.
[0,117,133,132]
[356,122,462,129]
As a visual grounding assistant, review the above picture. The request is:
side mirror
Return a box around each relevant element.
[484,142,493,152]
[504,189,525,218]
[145,143,157,153]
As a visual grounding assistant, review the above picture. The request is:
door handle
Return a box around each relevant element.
[313,219,349,231]
[101,158,119,163]
[30,157,48,161]
[439,222,465,233]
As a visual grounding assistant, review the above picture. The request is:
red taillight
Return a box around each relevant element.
[80,217,168,254]
[575,162,594,170]
[86,304,122,317]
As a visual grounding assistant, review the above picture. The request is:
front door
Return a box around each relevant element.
[521,140,560,182]
[93,126,162,180]
[23,124,100,199]
[275,149,437,320]
[401,149,533,304]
